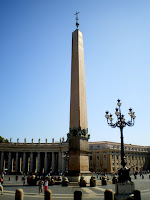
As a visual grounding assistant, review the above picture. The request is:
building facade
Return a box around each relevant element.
[89,141,150,173]
[0,139,149,174]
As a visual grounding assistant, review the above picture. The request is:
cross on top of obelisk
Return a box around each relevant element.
[74,11,79,29]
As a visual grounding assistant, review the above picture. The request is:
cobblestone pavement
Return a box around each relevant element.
[1,174,150,199]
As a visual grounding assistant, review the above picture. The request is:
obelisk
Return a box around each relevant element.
[67,12,91,182]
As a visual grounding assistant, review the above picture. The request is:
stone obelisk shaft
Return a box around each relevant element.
[68,28,90,180]
[70,29,88,131]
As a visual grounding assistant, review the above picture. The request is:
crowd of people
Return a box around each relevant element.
[27,174,56,194]
[0,172,63,195]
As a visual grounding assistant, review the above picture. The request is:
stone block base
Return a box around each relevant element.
[115,182,135,200]
[67,171,91,183]
[115,182,135,194]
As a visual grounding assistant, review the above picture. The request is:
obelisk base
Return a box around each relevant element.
[115,182,135,200]
[67,171,92,183]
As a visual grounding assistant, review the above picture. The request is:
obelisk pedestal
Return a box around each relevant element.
[115,182,135,200]
[68,133,91,182]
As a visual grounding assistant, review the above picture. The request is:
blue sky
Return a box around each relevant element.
[1,0,150,145]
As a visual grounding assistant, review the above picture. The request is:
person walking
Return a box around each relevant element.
[39,180,43,194]
[22,175,25,185]
[0,182,3,195]
[44,179,48,192]
[1,173,4,179]
[16,175,18,181]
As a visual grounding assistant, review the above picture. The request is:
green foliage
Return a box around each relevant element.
[0,136,3,143]
[0,136,9,143]
[4,139,9,143]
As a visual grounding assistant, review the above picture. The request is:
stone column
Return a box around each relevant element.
[12,158,14,172]
[143,157,145,169]
[134,155,136,164]
[58,152,62,173]
[35,155,38,173]
[140,156,142,171]
[19,157,22,172]
[109,154,112,173]
[44,152,48,173]
[52,152,55,173]
[3,160,5,172]
[133,155,135,173]
[119,154,121,168]
[137,156,139,171]
[27,156,30,172]
[0,152,4,172]
[37,152,41,173]
[61,152,65,174]
[30,152,33,173]
[15,152,19,173]
[126,155,129,168]
[8,152,12,173]
[130,155,132,171]
[56,153,58,172]
[114,154,117,172]
[23,152,26,173]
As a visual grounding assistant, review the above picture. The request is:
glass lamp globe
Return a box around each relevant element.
[105,111,109,119]
[117,99,122,107]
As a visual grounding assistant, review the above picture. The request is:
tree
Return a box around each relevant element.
[0,136,9,143]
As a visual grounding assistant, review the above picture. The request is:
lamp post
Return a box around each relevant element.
[105,99,136,182]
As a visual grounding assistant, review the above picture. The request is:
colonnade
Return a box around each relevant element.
[0,138,69,174]
[0,149,67,174]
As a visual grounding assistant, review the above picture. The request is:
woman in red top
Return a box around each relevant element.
[44,179,48,192]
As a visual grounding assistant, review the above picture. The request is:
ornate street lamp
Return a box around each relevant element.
[105,99,136,182]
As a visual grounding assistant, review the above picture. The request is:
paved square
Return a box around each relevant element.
[1,174,150,199]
